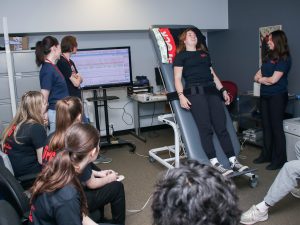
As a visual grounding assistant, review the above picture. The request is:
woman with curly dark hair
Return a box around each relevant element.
[152,159,241,225]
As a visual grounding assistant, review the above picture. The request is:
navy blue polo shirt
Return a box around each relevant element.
[39,63,69,110]
[260,57,291,96]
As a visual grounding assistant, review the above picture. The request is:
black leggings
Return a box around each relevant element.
[260,92,288,167]
[85,181,126,225]
[187,93,235,159]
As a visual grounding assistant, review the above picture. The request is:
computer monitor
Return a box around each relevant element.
[71,46,133,89]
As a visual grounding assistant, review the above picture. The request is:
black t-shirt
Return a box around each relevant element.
[173,50,214,88]
[3,123,47,177]
[79,163,93,188]
[29,184,82,225]
[57,56,81,98]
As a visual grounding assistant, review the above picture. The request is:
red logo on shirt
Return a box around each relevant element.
[42,145,57,166]
[200,53,207,58]
[3,125,16,154]
[29,205,35,222]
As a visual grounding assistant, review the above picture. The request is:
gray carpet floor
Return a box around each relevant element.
[97,128,300,225]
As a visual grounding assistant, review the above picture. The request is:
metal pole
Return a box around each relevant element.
[3,17,17,116]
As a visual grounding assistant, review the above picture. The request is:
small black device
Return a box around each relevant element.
[155,67,163,86]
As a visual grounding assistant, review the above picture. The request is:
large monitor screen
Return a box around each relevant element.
[71,47,132,89]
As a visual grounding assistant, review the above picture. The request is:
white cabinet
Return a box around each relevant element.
[0,50,39,126]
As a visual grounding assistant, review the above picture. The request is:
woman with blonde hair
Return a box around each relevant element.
[1,91,48,186]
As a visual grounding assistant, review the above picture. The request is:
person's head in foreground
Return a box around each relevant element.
[152,160,241,225]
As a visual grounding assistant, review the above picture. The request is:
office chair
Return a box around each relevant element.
[0,200,22,225]
[0,150,38,190]
[221,80,238,104]
[0,159,30,224]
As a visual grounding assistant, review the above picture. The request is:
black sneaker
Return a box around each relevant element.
[213,163,234,176]
[231,159,249,172]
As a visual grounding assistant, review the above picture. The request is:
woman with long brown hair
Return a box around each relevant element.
[29,123,100,225]
[173,28,248,176]
[42,96,82,164]
[1,91,48,187]
[253,30,291,170]
[42,96,126,225]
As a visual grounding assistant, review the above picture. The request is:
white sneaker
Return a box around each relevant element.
[231,159,249,172]
[240,205,268,224]
[290,187,300,198]
[213,163,234,176]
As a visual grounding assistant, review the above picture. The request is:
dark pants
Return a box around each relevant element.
[85,181,126,225]
[187,93,235,159]
[260,92,288,167]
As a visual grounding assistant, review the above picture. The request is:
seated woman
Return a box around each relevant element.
[173,28,248,176]
[42,96,83,165]
[1,91,48,187]
[29,123,101,225]
[42,96,125,225]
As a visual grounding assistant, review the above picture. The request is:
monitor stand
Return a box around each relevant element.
[86,89,136,152]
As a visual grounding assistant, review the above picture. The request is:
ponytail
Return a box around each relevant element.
[30,123,100,216]
[35,36,59,66]
[30,151,88,215]
[35,41,44,66]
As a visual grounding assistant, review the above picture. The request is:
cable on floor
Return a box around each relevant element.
[134,152,149,158]
[126,194,153,214]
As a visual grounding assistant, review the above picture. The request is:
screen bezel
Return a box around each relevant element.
[72,46,133,90]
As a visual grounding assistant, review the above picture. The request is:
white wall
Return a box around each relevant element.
[0,0,228,133]
[0,0,228,33]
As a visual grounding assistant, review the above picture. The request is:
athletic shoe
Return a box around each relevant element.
[240,205,268,224]
[290,187,300,199]
[213,163,234,176]
[94,155,112,164]
[231,159,249,172]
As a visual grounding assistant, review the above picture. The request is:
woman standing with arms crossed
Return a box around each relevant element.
[56,35,82,100]
[253,30,291,170]
[173,28,248,176]
[56,35,112,163]
[35,36,69,134]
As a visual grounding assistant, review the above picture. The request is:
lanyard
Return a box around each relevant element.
[61,54,76,73]
[45,59,65,79]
